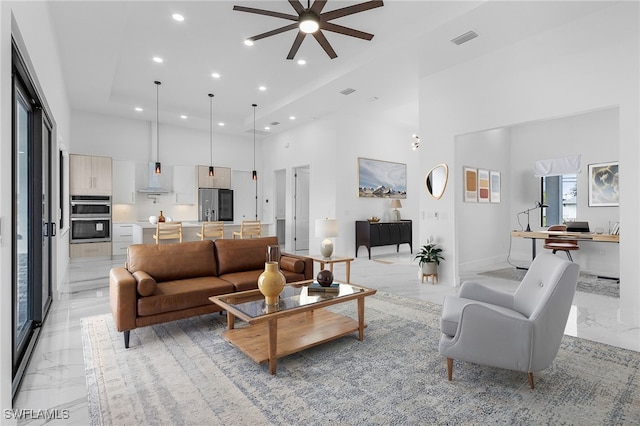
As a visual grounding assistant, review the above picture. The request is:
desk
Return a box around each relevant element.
[511,230,619,259]
[306,255,354,283]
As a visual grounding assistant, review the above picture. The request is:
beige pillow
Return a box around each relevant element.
[133,271,157,297]
[280,257,304,273]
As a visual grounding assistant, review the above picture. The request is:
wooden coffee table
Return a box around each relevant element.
[210,280,376,375]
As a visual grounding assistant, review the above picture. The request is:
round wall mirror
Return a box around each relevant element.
[425,164,449,200]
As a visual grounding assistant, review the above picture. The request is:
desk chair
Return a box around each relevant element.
[544,224,579,261]
[232,220,261,239]
[153,222,183,244]
[196,221,224,240]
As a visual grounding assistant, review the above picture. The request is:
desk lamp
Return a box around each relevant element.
[315,218,338,258]
[520,201,548,231]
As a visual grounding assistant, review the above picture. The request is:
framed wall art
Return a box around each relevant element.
[358,158,407,199]
[463,167,477,202]
[477,169,490,203]
[490,170,501,203]
[588,161,619,206]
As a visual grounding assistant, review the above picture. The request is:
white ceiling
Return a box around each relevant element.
[46,0,615,138]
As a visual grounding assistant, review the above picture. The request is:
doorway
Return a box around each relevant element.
[294,166,310,252]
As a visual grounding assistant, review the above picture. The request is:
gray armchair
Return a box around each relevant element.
[439,253,579,389]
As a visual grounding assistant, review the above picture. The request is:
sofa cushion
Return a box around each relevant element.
[219,270,263,292]
[214,236,279,275]
[280,257,305,273]
[127,240,217,282]
[281,270,305,283]
[133,271,157,296]
[137,276,234,317]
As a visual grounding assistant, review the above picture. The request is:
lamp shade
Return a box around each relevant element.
[315,219,338,238]
[390,199,402,209]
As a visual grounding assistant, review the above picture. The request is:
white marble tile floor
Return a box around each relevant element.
[12,253,640,425]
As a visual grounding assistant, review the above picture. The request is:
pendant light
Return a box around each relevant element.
[154,80,162,174]
[208,93,215,177]
[251,103,257,181]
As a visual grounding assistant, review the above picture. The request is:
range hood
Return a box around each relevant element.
[138,162,170,194]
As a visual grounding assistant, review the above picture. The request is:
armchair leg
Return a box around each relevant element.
[447,358,453,381]
[528,372,534,389]
[124,330,130,349]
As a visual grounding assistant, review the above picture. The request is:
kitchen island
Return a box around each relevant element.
[131,222,270,244]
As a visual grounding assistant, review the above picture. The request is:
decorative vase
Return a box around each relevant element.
[158,211,165,223]
[317,270,334,287]
[258,262,285,306]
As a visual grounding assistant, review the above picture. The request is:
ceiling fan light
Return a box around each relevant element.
[299,15,319,33]
[244,39,254,46]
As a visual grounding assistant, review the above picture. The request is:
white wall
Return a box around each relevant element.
[419,3,639,323]
[455,128,512,271]
[1,1,71,412]
[261,112,418,257]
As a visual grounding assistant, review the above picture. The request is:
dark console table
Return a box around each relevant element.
[355,220,412,259]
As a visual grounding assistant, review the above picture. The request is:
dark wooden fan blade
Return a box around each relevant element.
[322,22,374,40]
[286,31,307,60]
[313,31,337,59]
[320,1,383,22]
[288,0,305,14]
[250,23,299,42]
[310,0,328,14]
[233,5,298,21]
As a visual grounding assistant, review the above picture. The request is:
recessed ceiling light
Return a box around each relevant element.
[211,72,221,79]
[244,39,254,46]
[289,116,296,120]
[218,122,225,127]
[135,107,143,112]
[297,59,306,65]
[180,115,187,119]
[258,86,267,91]
[172,13,184,22]
[264,126,270,130]
[153,56,163,63]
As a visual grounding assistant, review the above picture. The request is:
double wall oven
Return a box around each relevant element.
[70,195,111,243]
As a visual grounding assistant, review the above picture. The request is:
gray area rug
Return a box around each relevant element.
[82,292,639,425]
[479,268,620,298]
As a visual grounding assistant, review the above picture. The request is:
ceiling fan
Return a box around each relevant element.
[233,0,384,60]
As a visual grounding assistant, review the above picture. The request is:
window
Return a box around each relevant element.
[541,174,577,226]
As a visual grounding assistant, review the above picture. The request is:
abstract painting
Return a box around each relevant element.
[588,161,619,206]
[464,167,477,202]
[358,158,407,199]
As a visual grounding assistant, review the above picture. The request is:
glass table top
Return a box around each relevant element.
[219,283,367,319]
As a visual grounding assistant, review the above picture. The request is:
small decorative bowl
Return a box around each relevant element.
[368,217,380,223]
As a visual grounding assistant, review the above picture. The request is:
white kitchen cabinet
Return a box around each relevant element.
[70,154,112,195]
[197,165,231,189]
[112,160,136,204]
[112,223,134,257]
[173,165,196,204]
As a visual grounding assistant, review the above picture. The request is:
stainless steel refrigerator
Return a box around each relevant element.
[198,188,234,222]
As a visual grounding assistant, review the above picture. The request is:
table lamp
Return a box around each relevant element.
[391,199,402,221]
[315,218,338,258]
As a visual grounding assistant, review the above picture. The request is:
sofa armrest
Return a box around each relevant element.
[109,267,138,332]
[281,252,314,280]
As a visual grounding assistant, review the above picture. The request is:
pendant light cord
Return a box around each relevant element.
[209,94,214,167]
[154,81,161,168]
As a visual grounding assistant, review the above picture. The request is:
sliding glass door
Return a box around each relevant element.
[12,41,55,395]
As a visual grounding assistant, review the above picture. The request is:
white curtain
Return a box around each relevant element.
[534,155,581,177]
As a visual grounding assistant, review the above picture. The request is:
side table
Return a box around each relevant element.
[306,255,354,283]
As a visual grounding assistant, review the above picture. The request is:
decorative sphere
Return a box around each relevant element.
[317,270,334,287]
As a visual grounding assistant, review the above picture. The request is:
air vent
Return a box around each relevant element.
[340,88,356,95]
[270,121,280,126]
[451,30,479,46]
[246,128,271,136]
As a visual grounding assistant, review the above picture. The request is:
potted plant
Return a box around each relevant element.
[414,238,445,276]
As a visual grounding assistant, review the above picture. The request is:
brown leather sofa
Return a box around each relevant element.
[109,236,312,348]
